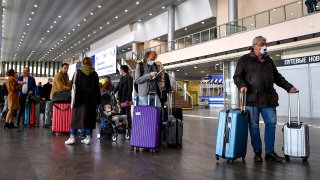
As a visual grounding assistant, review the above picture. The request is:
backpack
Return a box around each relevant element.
[134,62,144,93]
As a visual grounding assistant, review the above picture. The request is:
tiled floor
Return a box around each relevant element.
[0,107,319,180]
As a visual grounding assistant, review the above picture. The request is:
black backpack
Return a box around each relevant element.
[134,62,144,93]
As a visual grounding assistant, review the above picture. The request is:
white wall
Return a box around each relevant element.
[157,13,320,66]
[89,0,216,55]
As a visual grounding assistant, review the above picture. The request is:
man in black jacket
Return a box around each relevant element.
[233,36,297,162]
[42,78,53,101]
[113,65,133,132]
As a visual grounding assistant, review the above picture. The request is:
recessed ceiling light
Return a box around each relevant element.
[34,4,37,8]
[162,6,165,9]
[185,27,188,30]
[50,26,53,28]
[136,1,140,5]
[149,13,152,16]
[31,12,34,14]
[115,16,118,19]
[78,24,80,26]
[107,22,110,24]
[88,34,90,37]
[64,36,66,39]
[27,23,30,26]
[201,71,204,73]
[124,9,128,12]
[3,1,6,3]
[176,69,180,71]
[98,5,101,8]
[201,21,205,24]
[41,37,44,40]
[60,39,63,41]
[58,15,61,18]
[138,19,141,22]
[194,66,198,69]
[47,30,50,32]
[93,31,96,34]
[57,43,59,45]
[72,28,75,31]
[99,26,102,29]
[83,18,86,21]
[68,32,70,35]
[54,21,57,24]
[28,18,32,21]
[90,12,94,16]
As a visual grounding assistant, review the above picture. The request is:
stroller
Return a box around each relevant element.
[96,91,130,142]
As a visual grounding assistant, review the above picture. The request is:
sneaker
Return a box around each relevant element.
[65,137,75,145]
[254,152,263,162]
[265,151,285,162]
[81,137,91,145]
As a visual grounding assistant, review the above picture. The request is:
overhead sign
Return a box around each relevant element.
[274,54,320,67]
[95,46,117,76]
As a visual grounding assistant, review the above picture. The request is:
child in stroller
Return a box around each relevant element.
[96,91,130,141]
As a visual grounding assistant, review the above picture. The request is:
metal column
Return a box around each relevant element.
[167,5,175,51]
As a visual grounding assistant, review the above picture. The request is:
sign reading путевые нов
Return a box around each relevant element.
[274,54,320,67]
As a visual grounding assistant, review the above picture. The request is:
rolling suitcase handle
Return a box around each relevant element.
[239,93,247,114]
[288,90,300,126]
[147,93,158,106]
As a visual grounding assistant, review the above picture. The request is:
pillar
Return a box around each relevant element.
[167,5,175,51]
[228,0,238,35]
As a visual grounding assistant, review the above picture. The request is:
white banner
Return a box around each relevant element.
[95,46,117,76]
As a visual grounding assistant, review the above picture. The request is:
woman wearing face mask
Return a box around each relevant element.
[135,51,162,107]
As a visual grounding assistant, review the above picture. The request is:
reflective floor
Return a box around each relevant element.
[0,107,319,180]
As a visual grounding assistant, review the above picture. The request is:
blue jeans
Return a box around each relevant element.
[70,128,92,137]
[139,95,161,107]
[246,106,277,153]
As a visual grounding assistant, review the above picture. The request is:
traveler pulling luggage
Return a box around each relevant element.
[282,91,310,161]
[165,93,183,147]
[130,95,161,152]
[215,93,248,162]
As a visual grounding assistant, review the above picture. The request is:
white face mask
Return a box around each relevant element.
[260,45,267,55]
[105,108,111,112]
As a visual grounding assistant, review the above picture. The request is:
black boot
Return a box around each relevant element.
[254,152,263,162]
[9,122,17,128]
[4,123,10,129]
[265,151,285,162]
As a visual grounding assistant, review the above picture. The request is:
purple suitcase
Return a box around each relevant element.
[130,105,161,152]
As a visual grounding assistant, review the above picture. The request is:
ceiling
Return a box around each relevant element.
[0,0,187,63]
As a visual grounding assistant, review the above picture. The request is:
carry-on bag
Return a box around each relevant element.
[130,95,161,152]
[44,101,53,127]
[24,103,31,125]
[52,103,72,133]
[30,103,36,126]
[166,93,183,147]
[215,93,248,162]
[282,91,310,161]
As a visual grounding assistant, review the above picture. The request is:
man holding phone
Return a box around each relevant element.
[135,51,162,107]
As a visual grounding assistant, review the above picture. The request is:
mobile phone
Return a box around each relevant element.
[152,69,164,79]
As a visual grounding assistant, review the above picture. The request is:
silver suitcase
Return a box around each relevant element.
[282,91,310,161]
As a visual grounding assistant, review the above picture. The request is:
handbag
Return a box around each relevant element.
[120,101,133,107]
[71,71,77,109]
[52,91,71,103]
[28,95,42,103]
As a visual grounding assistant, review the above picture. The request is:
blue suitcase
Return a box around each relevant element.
[24,103,30,125]
[215,108,248,162]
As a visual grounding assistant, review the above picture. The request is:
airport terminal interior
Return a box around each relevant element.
[0,0,320,179]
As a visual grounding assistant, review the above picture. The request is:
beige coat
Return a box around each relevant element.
[6,76,20,110]
[50,71,70,100]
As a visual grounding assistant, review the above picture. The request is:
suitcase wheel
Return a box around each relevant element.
[216,156,220,160]
[130,146,134,151]
[136,148,140,152]
[285,155,290,161]
[125,133,130,140]
[111,134,118,142]
[303,156,308,162]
